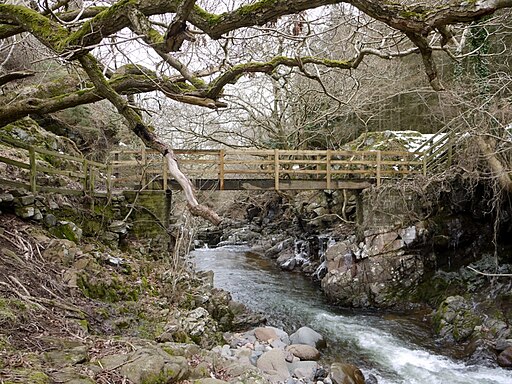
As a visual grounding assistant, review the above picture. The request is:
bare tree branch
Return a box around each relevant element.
[0,70,34,87]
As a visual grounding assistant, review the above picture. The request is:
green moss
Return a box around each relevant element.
[399,10,425,20]
[77,275,140,303]
[27,371,51,384]
[147,28,164,45]
[0,5,69,49]
[235,0,278,17]
[62,0,137,48]
[141,370,175,384]
[193,5,222,26]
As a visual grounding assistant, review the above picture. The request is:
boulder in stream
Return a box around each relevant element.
[289,326,326,349]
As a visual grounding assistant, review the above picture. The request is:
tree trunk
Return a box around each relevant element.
[476,136,512,192]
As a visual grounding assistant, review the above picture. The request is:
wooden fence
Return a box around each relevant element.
[0,136,109,196]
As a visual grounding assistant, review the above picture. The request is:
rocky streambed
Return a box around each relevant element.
[192,244,512,384]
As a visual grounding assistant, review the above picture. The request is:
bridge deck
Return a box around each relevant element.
[170,178,373,191]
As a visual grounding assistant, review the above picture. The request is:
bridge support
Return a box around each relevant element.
[121,190,172,253]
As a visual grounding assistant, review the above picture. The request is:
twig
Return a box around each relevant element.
[467,266,512,277]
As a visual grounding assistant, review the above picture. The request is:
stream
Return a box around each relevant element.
[192,245,512,384]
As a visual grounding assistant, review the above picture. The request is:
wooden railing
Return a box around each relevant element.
[110,148,425,190]
[412,127,455,172]
[0,137,450,195]
[0,136,109,196]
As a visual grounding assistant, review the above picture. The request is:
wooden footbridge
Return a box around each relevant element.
[0,133,452,196]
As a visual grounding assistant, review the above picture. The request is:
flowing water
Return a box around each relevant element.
[192,245,512,384]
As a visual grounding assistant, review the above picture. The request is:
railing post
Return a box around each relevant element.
[89,165,95,194]
[376,150,381,187]
[447,133,453,167]
[83,159,89,192]
[162,155,168,191]
[106,162,113,199]
[114,152,119,179]
[219,149,225,190]
[29,146,36,194]
[274,149,280,191]
[141,147,147,186]
[422,152,427,176]
[326,150,331,190]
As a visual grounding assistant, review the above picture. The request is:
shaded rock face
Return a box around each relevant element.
[321,225,427,307]
[498,347,512,367]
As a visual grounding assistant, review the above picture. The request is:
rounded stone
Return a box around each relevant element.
[290,326,326,349]
[497,347,512,367]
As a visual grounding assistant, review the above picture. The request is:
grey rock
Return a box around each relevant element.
[44,213,58,227]
[193,379,229,384]
[44,345,88,368]
[98,354,129,370]
[495,339,512,352]
[270,339,288,349]
[120,348,188,384]
[256,349,290,381]
[0,193,14,203]
[254,327,279,342]
[330,363,365,384]
[15,205,34,218]
[287,344,321,361]
[43,239,78,266]
[287,361,319,380]
[290,327,326,350]
[33,208,43,221]
[250,350,263,366]
[50,367,94,384]
[265,238,294,259]
[109,220,128,234]
[16,194,35,206]
[101,231,119,244]
[267,326,290,345]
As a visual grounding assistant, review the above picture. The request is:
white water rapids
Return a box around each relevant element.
[192,246,512,384]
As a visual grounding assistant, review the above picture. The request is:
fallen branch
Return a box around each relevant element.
[467,266,512,277]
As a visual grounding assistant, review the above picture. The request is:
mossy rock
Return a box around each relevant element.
[1,369,51,384]
[77,274,140,303]
[50,221,82,243]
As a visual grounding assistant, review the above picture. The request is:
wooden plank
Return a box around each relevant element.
[38,186,84,195]
[0,136,30,150]
[168,178,373,191]
[33,146,84,164]
[0,156,30,169]
[223,169,273,175]
[37,165,85,179]
[0,178,30,189]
